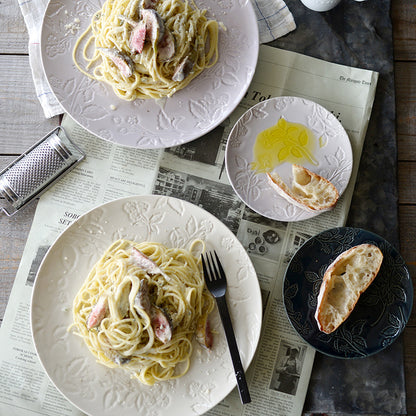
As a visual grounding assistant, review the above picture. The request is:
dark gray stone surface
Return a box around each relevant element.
[270,1,405,414]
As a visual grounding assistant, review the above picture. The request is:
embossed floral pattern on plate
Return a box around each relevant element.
[225,96,353,222]
[31,195,262,416]
[283,227,413,359]
[40,0,259,149]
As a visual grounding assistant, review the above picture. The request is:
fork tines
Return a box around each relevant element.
[202,251,225,281]
[201,251,228,298]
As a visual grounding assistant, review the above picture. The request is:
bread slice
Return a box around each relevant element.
[267,164,339,212]
[314,244,384,334]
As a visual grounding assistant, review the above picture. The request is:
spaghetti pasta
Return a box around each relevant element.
[70,239,215,385]
[73,0,219,100]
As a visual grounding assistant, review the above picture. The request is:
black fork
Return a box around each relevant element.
[201,251,251,404]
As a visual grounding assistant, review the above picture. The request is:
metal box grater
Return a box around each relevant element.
[0,126,85,216]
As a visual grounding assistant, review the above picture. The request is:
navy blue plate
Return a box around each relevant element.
[283,227,413,358]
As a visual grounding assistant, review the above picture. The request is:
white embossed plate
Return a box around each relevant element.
[31,195,262,416]
[225,96,353,222]
[40,0,259,149]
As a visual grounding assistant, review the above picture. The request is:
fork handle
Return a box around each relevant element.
[216,295,251,404]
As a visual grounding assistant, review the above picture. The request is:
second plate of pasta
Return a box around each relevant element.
[41,0,259,148]
[31,195,262,416]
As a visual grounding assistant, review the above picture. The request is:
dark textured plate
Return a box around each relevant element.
[283,227,413,359]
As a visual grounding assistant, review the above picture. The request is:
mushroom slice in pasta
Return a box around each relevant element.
[113,278,132,319]
[196,313,213,350]
[142,0,158,8]
[97,47,134,78]
[134,278,152,313]
[172,56,194,82]
[101,334,132,365]
[104,348,131,365]
[158,29,175,62]
[134,279,173,344]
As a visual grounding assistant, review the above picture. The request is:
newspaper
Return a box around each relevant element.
[0,45,378,416]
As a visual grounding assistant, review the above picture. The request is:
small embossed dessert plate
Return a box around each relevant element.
[31,195,262,416]
[225,96,353,222]
[283,227,413,359]
[40,0,259,149]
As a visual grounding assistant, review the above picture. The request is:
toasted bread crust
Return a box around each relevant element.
[267,164,339,212]
[314,244,383,334]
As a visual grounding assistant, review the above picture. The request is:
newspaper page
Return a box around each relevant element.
[0,45,378,416]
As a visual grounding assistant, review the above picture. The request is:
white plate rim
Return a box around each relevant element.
[30,195,262,416]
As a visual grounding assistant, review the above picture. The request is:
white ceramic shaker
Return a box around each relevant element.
[300,0,367,12]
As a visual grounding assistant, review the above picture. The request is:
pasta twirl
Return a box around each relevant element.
[70,239,215,385]
[73,0,219,100]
